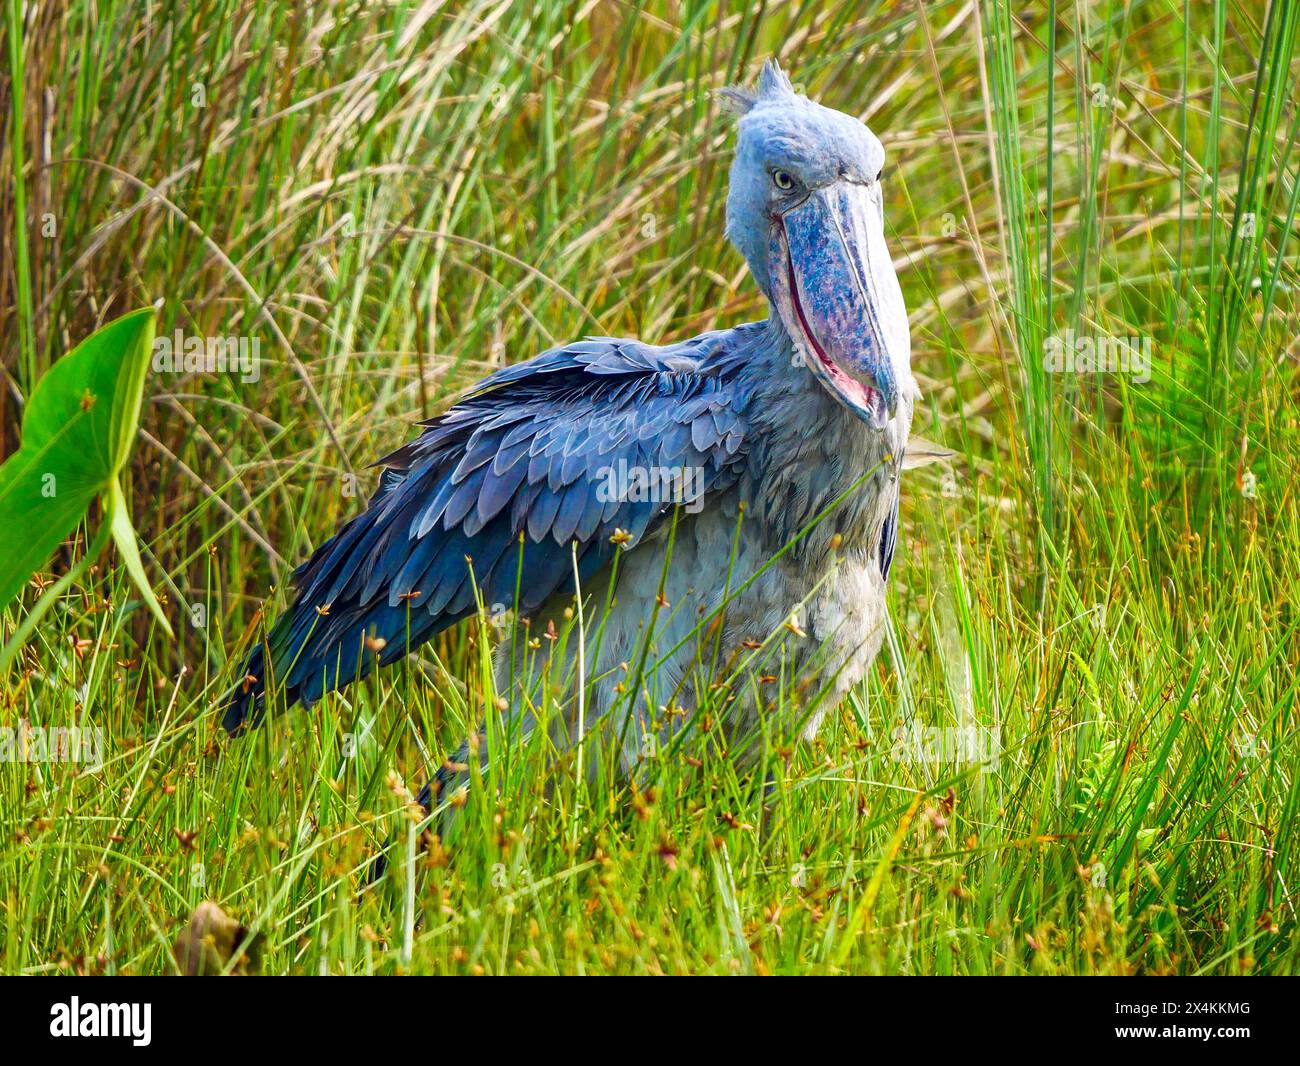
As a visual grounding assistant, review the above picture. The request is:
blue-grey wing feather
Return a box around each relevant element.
[879,483,900,582]
[223,330,747,733]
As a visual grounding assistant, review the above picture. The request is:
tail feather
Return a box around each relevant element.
[220,587,457,735]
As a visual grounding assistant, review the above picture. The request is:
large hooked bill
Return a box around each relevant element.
[771,181,910,430]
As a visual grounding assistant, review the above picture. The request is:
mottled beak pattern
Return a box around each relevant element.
[770,181,909,429]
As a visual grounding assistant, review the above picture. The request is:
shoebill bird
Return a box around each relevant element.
[223,60,924,809]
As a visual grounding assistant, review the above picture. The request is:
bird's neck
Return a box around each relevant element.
[733,317,906,556]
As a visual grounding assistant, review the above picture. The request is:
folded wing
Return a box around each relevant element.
[223,332,748,733]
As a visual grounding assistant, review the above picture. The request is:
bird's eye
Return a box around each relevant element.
[877,168,885,183]
[772,169,795,191]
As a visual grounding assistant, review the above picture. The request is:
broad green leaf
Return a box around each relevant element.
[0,453,97,608]
[0,307,172,638]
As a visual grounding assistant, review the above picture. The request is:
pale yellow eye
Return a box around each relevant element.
[772,169,795,191]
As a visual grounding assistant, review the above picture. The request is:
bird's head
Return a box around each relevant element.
[724,60,910,430]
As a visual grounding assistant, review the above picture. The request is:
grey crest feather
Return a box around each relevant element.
[719,57,797,117]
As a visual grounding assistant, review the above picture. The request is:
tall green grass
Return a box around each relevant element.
[1,0,1297,974]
